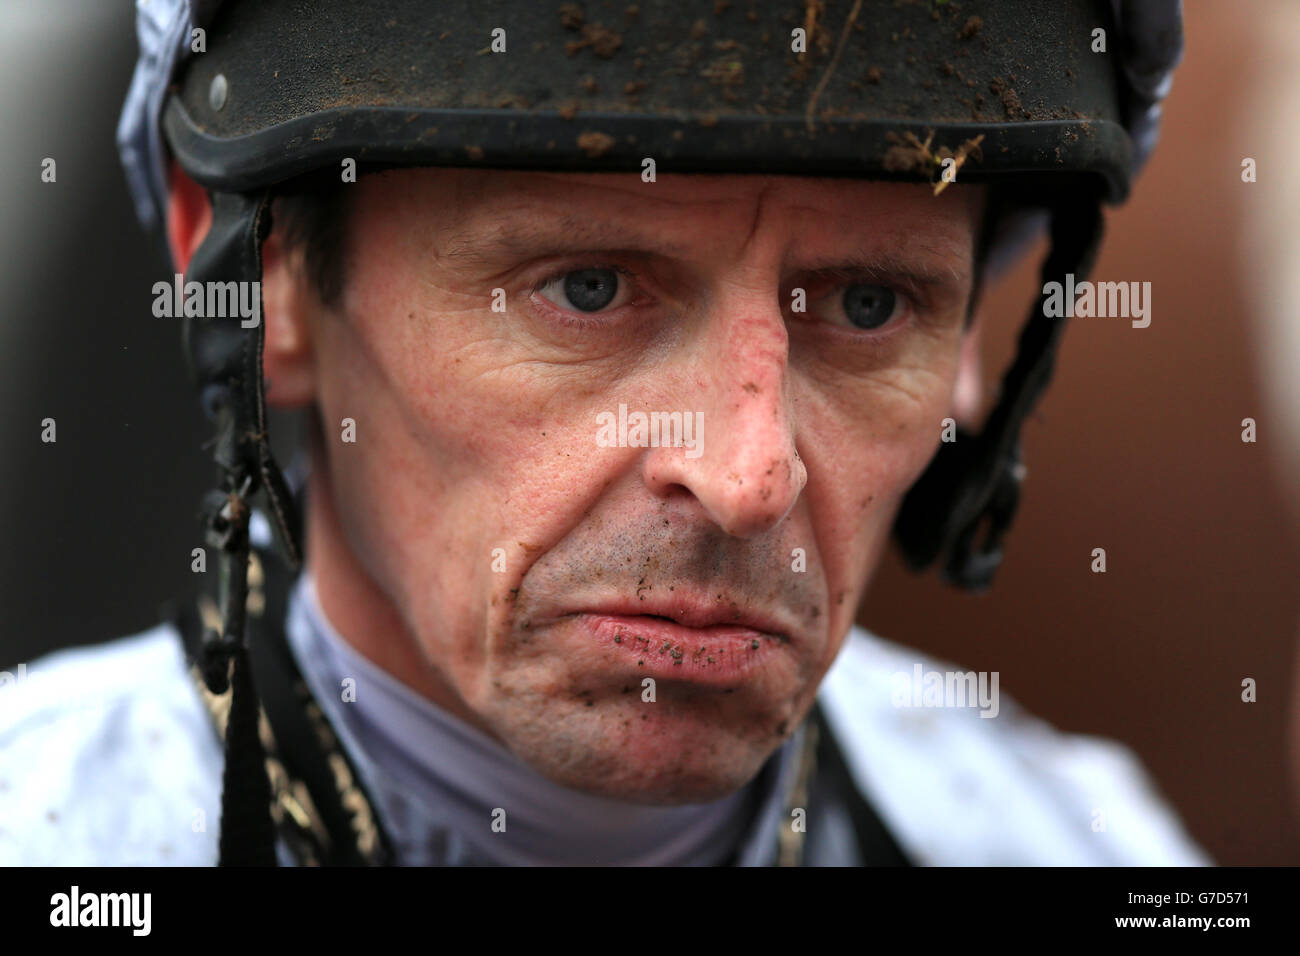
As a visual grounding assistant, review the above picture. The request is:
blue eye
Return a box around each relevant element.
[539,267,623,312]
[842,284,897,330]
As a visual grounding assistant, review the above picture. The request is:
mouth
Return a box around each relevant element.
[558,597,796,686]
[576,598,792,640]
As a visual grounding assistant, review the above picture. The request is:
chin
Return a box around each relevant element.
[502,695,790,805]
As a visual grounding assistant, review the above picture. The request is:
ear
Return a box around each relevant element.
[165,160,317,408]
[165,158,210,272]
[952,319,983,426]
[258,208,318,408]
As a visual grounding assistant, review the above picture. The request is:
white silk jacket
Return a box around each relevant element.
[0,569,1210,867]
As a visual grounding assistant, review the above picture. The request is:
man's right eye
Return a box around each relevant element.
[535,267,631,313]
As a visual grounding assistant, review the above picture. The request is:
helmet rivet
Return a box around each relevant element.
[209,73,228,111]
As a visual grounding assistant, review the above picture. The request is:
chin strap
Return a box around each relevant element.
[183,188,304,865]
[892,192,1106,592]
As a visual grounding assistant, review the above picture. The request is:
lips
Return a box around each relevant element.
[559,595,796,685]
[574,596,793,641]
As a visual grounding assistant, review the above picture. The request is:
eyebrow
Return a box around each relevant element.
[439,213,685,265]
[799,243,972,294]
[439,209,972,291]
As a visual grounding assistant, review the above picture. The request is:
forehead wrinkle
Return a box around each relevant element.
[435,174,789,266]
[438,209,692,266]
[777,181,979,244]
[431,176,974,283]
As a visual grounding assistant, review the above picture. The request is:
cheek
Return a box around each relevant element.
[309,264,625,664]
[796,332,964,605]
[850,325,966,475]
[305,274,505,661]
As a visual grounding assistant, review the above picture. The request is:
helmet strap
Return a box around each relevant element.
[892,191,1106,591]
[184,188,303,864]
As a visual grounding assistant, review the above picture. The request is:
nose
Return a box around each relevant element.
[641,293,807,539]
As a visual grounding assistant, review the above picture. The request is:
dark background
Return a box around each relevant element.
[0,4,212,662]
[2,1,1296,864]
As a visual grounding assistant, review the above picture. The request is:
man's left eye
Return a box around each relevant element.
[840,283,899,330]
[536,267,631,313]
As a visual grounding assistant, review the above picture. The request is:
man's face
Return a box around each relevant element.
[288,168,982,804]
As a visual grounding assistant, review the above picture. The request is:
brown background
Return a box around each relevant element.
[861,2,1300,865]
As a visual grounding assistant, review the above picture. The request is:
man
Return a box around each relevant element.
[0,0,1206,865]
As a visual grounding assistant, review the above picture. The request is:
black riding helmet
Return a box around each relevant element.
[118,0,1183,864]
